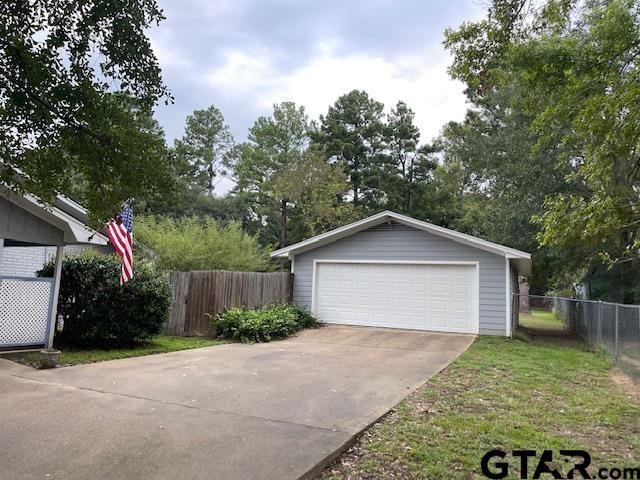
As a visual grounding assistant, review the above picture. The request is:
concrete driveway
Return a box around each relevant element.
[0,325,473,480]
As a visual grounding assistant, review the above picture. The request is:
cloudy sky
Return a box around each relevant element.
[150,0,485,146]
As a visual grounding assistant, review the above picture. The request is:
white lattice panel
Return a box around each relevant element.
[0,277,54,347]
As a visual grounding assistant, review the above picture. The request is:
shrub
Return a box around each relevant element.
[38,254,172,348]
[135,215,272,271]
[212,303,318,343]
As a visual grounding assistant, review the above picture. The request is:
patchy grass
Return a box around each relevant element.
[518,308,566,331]
[16,336,223,367]
[321,337,640,479]
[622,345,640,362]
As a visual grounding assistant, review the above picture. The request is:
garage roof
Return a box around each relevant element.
[271,210,531,275]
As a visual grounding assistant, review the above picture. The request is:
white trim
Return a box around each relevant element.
[46,245,64,349]
[290,255,295,274]
[311,259,480,334]
[505,257,512,338]
[272,211,531,263]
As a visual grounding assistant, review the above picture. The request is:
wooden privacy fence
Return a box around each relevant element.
[164,270,294,336]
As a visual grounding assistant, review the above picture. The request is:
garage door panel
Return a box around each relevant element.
[392,282,409,292]
[431,316,449,328]
[412,283,427,293]
[354,295,371,306]
[450,318,470,330]
[452,284,470,295]
[431,299,448,311]
[431,283,449,294]
[315,262,478,333]
[411,298,427,308]
[392,297,410,308]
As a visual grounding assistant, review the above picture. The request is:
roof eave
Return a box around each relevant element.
[508,256,532,276]
[272,211,532,260]
[270,211,392,258]
[1,187,109,246]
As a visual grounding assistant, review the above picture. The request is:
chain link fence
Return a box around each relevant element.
[513,294,640,381]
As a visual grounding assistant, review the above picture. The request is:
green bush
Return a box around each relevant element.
[212,303,318,343]
[135,215,272,271]
[38,254,172,348]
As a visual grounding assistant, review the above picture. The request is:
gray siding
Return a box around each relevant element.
[293,222,508,335]
[0,196,64,245]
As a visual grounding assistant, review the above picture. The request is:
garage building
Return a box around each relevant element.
[271,211,531,336]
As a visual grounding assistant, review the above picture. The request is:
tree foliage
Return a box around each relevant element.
[270,147,354,237]
[385,101,438,214]
[135,216,272,272]
[235,102,311,247]
[444,0,640,298]
[315,90,386,209]
[0,0,171,221]
[174,105,236,196]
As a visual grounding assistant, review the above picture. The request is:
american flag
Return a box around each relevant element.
[106,204,134,284]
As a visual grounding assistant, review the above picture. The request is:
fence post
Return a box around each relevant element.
[596,302,600,346]
[598,301,602,347]
[614,304,619,360]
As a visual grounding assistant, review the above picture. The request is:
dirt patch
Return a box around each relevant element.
[321,442,417,480]
[612,369,640,405]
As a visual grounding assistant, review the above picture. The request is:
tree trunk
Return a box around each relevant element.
[352,157,360,207]
[207,163,215,196]
[619,257,634,304]
[405,156,413,212]
[280,198,288,248]
[612,155,635,303]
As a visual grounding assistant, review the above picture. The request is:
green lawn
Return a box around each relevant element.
[321,337,640,479]
[19,336,223,367]
[518,308,566,331]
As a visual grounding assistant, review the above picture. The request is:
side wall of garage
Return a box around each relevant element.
[292,221,508,335]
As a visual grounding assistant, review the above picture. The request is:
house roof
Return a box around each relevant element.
[1,186,109,246]
[271,210,531,275]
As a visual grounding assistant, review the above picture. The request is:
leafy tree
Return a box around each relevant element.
[135,216,272,272]
[447,0,640,301]
[385,101,437,213]
[315,90,386,210]
[270,147,355,237]
[444,0,548,95]
[64,95,173,218]
[174,106,236,197]
[434,85,579,292]
[511,0,640,301]
[0,0,171,221]
[235,102,309,247]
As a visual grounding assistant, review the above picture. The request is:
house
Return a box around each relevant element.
[0,187,109,349]
[271,211,531,336]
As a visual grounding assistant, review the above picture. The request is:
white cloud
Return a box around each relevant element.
[206,42,468,142]
[206,48,278,95]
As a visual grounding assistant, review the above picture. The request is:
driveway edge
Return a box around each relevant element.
[299,407,395,480]
[299,345,471,480]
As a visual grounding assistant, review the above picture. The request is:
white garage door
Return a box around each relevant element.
[314,262,478,333]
